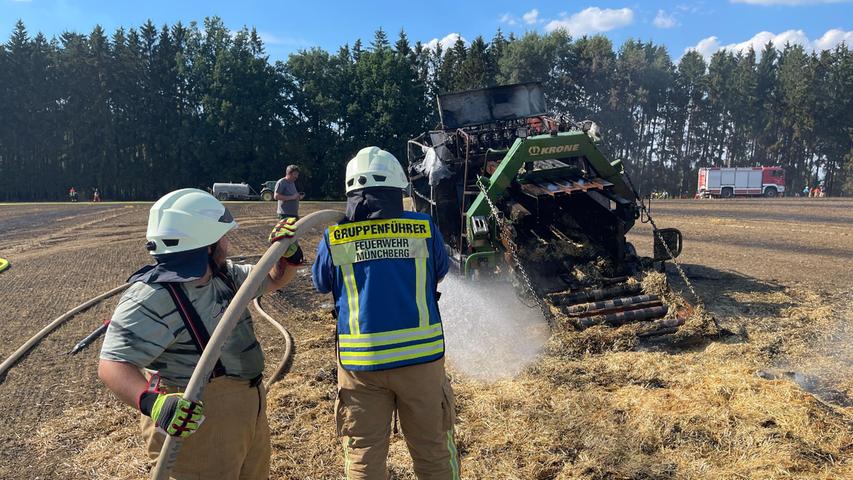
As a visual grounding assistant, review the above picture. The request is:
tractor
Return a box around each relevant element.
[260,181,277,201]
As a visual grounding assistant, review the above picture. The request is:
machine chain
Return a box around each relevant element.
[645,210,702,307]
[623,172,704,307]
[475,178,555,326]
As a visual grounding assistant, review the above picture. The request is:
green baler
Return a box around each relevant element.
[407,82,685,333]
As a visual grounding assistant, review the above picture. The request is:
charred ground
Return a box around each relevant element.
[0,199,850,479]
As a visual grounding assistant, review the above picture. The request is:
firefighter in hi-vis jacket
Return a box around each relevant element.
[312,146,460,480]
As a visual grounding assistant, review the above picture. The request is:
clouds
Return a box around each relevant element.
[523,9,540,25]
[501,6,638,36]
[494,3,849,60]
[731,0,847,5]
[544,7,634,36]
[256,32,312,48]
[425,33,466,52]
[500,9,540,27]
[653,10,678,29]
[814,28,853,50]
[687,28,852,60]
[499,13,517,27]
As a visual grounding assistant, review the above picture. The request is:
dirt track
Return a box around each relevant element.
[0,198,851,479]
[629,198,853,292]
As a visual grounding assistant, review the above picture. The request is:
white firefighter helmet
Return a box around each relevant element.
[345,146,408,194]
[145,188,237,255]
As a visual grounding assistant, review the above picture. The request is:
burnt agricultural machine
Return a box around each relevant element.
[407,83,689,335]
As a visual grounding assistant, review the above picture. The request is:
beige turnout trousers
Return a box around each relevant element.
[336,357,461,480]
[140,376,271,480]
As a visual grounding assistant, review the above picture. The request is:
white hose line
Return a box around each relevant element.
[151,209,344,480]
[253,297,294,390]
[0,255,282,381]
[0,282,131,380]
[235,260,293,389]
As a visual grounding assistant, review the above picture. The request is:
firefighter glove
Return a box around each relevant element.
[139,391,205,438]
[282,242,305,265]
[270,218,303,264]
[269,217,298,243]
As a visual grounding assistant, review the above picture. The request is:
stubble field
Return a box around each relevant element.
[0,198,851,479]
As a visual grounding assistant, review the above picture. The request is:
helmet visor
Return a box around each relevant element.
[218,207,234,224]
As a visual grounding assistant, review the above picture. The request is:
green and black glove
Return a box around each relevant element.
[139,391,205,438]
[269,218,304,265]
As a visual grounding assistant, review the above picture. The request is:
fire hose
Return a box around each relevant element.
[69,319,111,355]
[65,297,293,390]
[0,209,343,477]
[254,296,294,390]
[0,282,131,381]
[0,266,303,380]
[150,209,345,480]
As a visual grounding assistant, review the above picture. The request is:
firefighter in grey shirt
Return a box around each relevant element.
[274,164,304,220]
[98,188,303,479]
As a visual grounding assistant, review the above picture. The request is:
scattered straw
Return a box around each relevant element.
[27,279,852,480]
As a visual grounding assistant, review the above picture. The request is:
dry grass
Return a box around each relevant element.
[34,396,150,479]
[18,202,852,479]
[31,283,852,479]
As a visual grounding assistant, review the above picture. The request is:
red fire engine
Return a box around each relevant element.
[697,166,785,198]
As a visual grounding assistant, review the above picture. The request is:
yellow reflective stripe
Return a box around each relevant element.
[447,430,460,479]
[339,342,444,366]
[343,437,352,479]
[415,257,428,327]
[338,326,442,348]
[339,322,442,340]
[342,263,360,335]
[339,348,445,366]
[339,339,443,357]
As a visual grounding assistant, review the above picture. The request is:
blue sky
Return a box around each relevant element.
[2,1,851,62]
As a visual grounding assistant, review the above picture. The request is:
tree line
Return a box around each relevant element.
[0,17,850,201]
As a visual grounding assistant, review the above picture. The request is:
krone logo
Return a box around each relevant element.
[528,144,580,156]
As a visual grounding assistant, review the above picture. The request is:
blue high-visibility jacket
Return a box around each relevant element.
[312,211,449,371]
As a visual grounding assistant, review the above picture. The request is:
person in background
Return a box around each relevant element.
[93,188,101,202]
[69,187,78,202]
[274,165,305,220]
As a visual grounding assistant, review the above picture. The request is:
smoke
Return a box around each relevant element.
[760,291,853,408]
[438,274,550,381]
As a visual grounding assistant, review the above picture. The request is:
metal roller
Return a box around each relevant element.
[563,294,661,316]
[549,283,643,306]
[577,305,669,329]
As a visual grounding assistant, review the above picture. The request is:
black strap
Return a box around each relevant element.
[430,222,442,301]
[215,269,237,293]
[163,282,228,378]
